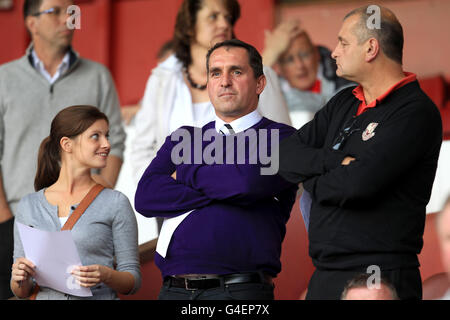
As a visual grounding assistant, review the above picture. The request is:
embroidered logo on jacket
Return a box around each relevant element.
[362,122,378,141]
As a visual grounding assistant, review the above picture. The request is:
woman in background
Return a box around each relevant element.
[10,105,141,299]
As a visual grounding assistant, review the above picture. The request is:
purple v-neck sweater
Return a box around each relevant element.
[135,117,297,277]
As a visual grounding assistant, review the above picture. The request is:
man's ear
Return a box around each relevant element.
[60,137,73,153]
[256,75,267,95]
[25,16,36,36]
[365,38,380,62]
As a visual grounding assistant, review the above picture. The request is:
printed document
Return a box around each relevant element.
[17,222,92,297]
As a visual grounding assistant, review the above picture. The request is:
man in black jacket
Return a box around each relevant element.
[278,5,442,299]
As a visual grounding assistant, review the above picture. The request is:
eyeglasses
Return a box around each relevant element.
[332,118,360,151]
[32,7,66,17]
[279,50,314,65]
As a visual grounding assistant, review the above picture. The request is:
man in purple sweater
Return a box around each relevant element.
[135,39,297,300]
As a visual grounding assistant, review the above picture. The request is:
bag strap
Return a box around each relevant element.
[61,184,105,231]
[29,183,105,300]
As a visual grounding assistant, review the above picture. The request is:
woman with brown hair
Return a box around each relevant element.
[10,105,141,299]
[131,0,291,186]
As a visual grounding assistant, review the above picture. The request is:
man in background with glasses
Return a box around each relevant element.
[262,20,354,129]
[278,5,442,299]
[0,0,125,299]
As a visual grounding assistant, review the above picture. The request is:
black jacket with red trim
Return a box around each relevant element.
[279,81,443,271]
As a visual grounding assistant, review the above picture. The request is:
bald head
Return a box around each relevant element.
[341,273,399,300]
[344,5,404,64]
[343,284,398,300]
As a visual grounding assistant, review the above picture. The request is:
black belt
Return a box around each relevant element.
[164,272,273,290]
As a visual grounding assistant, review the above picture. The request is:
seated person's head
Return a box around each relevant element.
[277,32,320,91]
[341,273,399,300]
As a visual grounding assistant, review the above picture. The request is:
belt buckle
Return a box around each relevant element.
[184,278,197,291]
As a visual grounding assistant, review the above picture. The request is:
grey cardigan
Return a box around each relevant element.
[13,188,141,300]
[0,46,126,216]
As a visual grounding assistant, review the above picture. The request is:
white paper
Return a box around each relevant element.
[16,222,92,297]
[156,210,193,258]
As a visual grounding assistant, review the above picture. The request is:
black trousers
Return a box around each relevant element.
[0,217,14,300]
[158,278,274,300]
[306,267,422,300]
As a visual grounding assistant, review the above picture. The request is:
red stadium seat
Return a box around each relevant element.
[119,240,162,300]
[418,75,446,109]
[274,197,315,300]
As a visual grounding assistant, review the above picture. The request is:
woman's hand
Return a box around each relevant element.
[10,257,36,298]
[262,20,303,67]
[11,257,35,284]
[72,264,135,294]
[71,264,112,288]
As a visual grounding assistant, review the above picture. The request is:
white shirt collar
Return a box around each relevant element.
[32,49,70,84]
[215,109,263,134]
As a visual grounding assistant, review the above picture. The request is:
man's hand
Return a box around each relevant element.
[341,156,356,166]
[98,155,123,188]
[92,174,112,188]
[121,104,141,125]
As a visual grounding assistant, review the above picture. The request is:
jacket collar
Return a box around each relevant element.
[26,43,79,71]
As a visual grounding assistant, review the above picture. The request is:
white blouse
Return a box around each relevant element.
[59,216,69,227]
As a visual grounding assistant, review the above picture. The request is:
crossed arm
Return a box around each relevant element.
[279,101,441,208]
[134,134,213,218]
[135,128,296,217]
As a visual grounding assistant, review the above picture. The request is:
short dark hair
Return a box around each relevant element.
[173,0,241,68]
[344,6,404,64]
[341,273,399,300]
[206,39,264,79]
[23,0,43,20]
